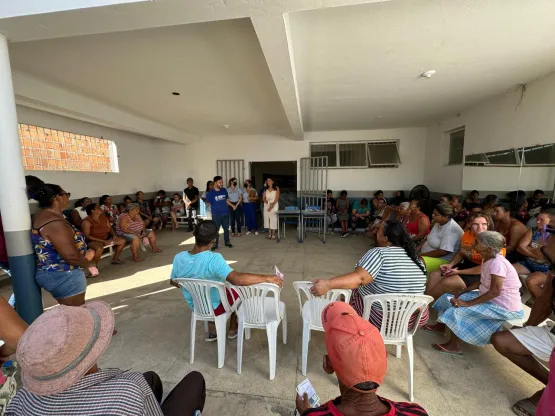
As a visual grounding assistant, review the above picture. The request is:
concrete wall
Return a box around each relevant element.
[17,106,188,200]
[425,71,555,196]
[186,128,428,197]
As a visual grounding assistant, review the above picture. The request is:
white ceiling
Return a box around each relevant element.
[8,19,291,137]
[4,0,555,139]
[290,0,555,131]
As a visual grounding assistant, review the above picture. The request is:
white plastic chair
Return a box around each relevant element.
[293,281,351,376]
[226,282,287,380]
[362,293,433,402]
[173,278,234,369]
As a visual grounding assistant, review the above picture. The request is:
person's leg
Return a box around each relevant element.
[426,274,466,300]
[270,209,278,238]
[161,371,206,416]
[264,209,270,236]
[57,292,86,306]
[170,211,178,231]
[129,235,143,262]
[143,371,163,404]
[437,331,462,353]
[212,214,222,247]
[351,214,358,232]
[148,231,163,253]
[526,272,547,299]
[87,241,104,267]
[229,207,236,235]
[236,205,243,235]
[222,214,231,245]
[112,238,126,263]
[187,207,194,231]
[512,262,531,275]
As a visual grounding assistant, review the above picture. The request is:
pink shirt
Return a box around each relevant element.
[537,349,555,416]
[479,254,522,312]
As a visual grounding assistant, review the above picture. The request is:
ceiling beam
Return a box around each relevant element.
[13,72,197,144]
[252,14,304,140]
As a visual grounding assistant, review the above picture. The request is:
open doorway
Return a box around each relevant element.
[250,161,297,207]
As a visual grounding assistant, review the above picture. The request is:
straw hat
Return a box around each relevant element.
[16,301,114,396]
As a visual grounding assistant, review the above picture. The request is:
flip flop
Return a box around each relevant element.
[227,331,238,339]
[111,260,124,265]
[512,398,537,416]
[432,343,464,358]
[422,324,445,335]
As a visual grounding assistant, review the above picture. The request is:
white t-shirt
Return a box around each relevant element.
[74,207,88,220]
[421,219,464,261]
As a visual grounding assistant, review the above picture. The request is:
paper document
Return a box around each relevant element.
[274,265,284,280]
[296,378,320,407]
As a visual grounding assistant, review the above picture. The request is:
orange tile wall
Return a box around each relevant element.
[18,124,113,172]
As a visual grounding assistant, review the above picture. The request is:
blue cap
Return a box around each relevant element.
[4,360,13,368]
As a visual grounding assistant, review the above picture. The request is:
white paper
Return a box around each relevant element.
[296,378,320,407]
[274,265,284,280]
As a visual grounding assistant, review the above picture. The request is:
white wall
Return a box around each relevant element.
[17,106,188,199]
[426,70,555,195]
[184,128,428,195]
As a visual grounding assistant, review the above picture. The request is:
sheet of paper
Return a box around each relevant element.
[274,265,284,280]
[296,378,320,407]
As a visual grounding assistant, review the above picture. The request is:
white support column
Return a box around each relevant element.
[0,33,42,323]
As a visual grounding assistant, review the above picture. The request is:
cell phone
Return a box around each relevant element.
[296,378,320,408]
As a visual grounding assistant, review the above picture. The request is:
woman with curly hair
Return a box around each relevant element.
[310,220,429,328]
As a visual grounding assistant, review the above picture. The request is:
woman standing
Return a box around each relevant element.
[116,203,162,262]
[243,179,259,235]
[227,178,243,237]
[336,190,350,238]
[493,204,527,263]
[263,177,280,240]
[426,231,523,357]
[100,195,119,226]
[29,183,93,307]
[201,181,214,220]
[405,199,430,244]
[170,193,185,232]
[310,220,428,329]
[81,203,126,270]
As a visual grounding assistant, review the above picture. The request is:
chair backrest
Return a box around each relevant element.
[362,294,433,340]
[226,282,281,325]
[173,278,230,318]
[285,206,299,211]
[293,281,351,328]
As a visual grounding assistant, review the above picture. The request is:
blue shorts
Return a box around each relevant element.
[519,258,550,274]
[35,269,87,299]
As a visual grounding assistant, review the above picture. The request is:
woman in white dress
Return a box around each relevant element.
[263,177,280,240]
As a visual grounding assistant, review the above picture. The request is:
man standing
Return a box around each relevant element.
[183,177,200,232]
[205,176,233,250]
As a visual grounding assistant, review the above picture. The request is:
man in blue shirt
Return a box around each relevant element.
[205,176,233,250]
[170,220,283,340]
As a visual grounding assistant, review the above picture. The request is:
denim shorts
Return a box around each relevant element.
[35,268,87,299]
[519,258,551,274]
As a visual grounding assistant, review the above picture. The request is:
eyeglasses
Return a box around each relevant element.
[59,192,71,198]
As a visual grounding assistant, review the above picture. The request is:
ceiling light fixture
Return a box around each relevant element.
[171,92,180,96]
[420,70,436,79]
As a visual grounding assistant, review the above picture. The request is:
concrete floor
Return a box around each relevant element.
[0,228,543,415]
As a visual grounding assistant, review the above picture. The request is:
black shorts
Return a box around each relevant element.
[455,259,481,287]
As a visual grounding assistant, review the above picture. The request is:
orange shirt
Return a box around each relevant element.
[460,230,506,264]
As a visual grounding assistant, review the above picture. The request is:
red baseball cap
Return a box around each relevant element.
[322,302,387,391]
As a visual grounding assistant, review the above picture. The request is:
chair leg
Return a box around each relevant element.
[407,336,414,402]
[237,320,244,375]
[214,315,227,369]
[301,321,310,376]
[204,321,209,333]
[282,308,287,344]
[190,316,196,365]
[266,322,278,380]
[245,328,251,340]
[396,345,402,359]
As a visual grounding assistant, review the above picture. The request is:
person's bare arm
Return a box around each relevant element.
[226,271,283,287]
[190,192,199,204]
[0,296,28,362]
[81,220,110,245]
[421,249,450,258]
[271,188,280,210]
[527,274,554,326]
[226,199,235,208]
[413,216,429,241]
[456,274,504,307]
[311,267,373,295]
[119,216,140,237]
[517,230,544,260]
[508,222,528,252]
[42,222,90,268]
[71,210,83,228]
[237,194,243,205]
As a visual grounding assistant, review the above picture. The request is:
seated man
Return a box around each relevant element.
[170,220,283,340]
[351,198,371,235]
[323,190,337,231]
[296,302,428,416]
[6,301,206,416]
[491,236,555,416]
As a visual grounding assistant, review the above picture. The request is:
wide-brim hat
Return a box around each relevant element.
[17,301,115,396]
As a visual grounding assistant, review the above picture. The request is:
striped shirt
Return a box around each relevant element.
[5,369,163,416]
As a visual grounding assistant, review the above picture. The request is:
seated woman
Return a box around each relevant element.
[366,198,388,239]
[425,213,501,300]
[493,204,527,263]
[426,231,524,357]
[418,203,464,273]
[389,190,407,207]
[336,190,350,238]
[371,190,387,211]
[514,197,530,225]
[116,203,162,262]
[450,195,469,228]
[405,199,430,244]
[439,194,452,204]
[153,190,172,230]
[465,190,480,208]
[81,203,126,270]
[351,198,371,234]
[170,193,185,231]
[513,210,554,299]
[70,197,91,229]
[136,191,161,229]
[481,194,499,217]
[99,195,119,227]
[310,220,428,329]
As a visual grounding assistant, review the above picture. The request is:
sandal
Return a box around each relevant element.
[206,332,218,342]
[228,331,238,339]
[111,259,124,265]
[432,343,464,358]
[422,324,445,335]
[512,398,537,416]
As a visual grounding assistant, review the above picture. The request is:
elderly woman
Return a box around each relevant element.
[351,198,371,234]
[116,203,162,262]
[405,199,430,243]
[418,203,464,273]
[514,210,554,299]
[81,203,126,270]
[426,231,524,356]
[70,197,92,228]
[99,195,119,226]
[170,193,185,231]
[311,220,428,328]
[425,213,502,301]
[494,204,527,263]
